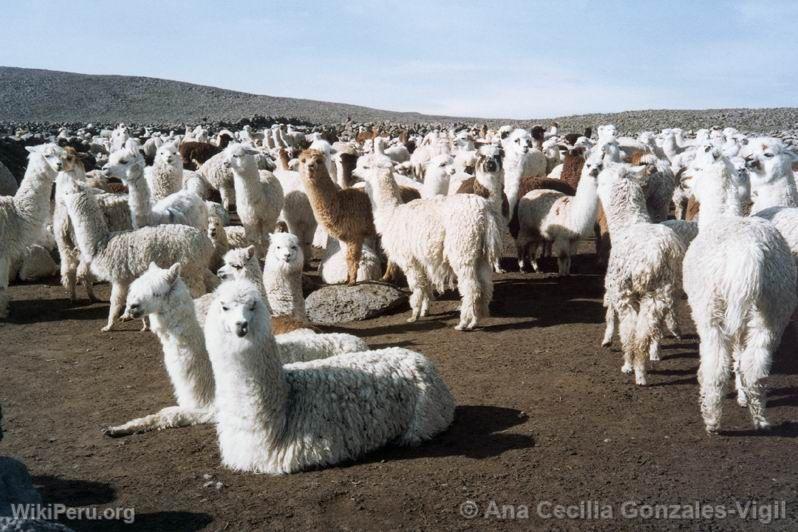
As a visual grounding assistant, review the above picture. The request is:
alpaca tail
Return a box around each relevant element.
[483,210,504,266]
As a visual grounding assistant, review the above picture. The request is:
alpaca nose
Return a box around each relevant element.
[217,268,229,280]
[235,321,248,337]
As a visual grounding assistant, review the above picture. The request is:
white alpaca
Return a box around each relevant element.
[106,264,370,436]
[363,165,503,330]
[262,232,306,321]
[145,141,183,201]
[273,154,317,267]
[745,137,798,213]
[222,143,284,256]
[503,129,547,215]
[421,155,453,198]
[203,279,455,474]
[62,189,213,331]
[0,144,65,317]
[684,145,796,433]
[516,153,601,275]
[105,148,207,232]
[319,236,382,285]
[197,151,235,210]
[597,164,686,385]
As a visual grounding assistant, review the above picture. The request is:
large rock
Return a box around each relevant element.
[305,282,408,325]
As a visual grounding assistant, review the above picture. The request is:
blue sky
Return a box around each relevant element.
[1,0,796,119]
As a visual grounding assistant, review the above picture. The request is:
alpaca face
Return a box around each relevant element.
[123,263,180,319]
[155,142,180,167]
[298,149,328,179]
[27,144,67,172]
[745,138,792,180]
[507,130,533,154]
[217,246,257,281]
[103,148,145,181]
[222,143,259,172]
[208,216,224,241]
[215,282,263,338]
[267,233,302,267]
[477,144,503,174]
[582,154,604,179]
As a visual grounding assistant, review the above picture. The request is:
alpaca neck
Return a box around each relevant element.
[366,173,402,224]
[126,172,155,228]
[567,176,599,236]
[751,171,798,212]
[211,328,289,465]
[697,169,745,231]
[232,163,264,207]
[68,192,110,258]
[475,170,504,213]
[14,154,56,225]
[302,168,340,219]
[150,281,215,410]
[263,262,305,320]
[601,184,650,234]
[502,151,526,213]
[278,152,290,171]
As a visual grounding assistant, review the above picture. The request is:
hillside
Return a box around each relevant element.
[1,66,797,132]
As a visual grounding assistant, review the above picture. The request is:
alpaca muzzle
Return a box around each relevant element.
[235,321,249,337]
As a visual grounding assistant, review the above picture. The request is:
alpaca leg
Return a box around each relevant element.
[616,302,637,375]
[404,264,427,322]
[301,224,315,269]
[665,307,682,340]
[553,239,570,276]
[454,266,480,331]
[476,258,493,319]
[529,241,541,272]
[104,406,215,437]
[102,281,129,332]
[633,297,660,385]
[220,183,235,212]
[738,313,777,430]
[345,240,363,286]
[697,324,731,433]
[515,236,529,271]
[602,302,616,347]
[61,250,79,302]
[382,260,402,284]
[77,260,97,302]
[0,255,9,319]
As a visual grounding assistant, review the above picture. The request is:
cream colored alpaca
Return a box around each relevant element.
[145,140,183,201]
[263,232,306,321]
[203,279,455,474]
[0,144,65,318]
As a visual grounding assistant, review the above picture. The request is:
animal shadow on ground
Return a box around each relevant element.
[721,421,798,438]
[8,297,109,324]
[65,511,213,532]
[766,386,798,408]
[364,405,533,465]
[33,475,116,506]
[488,277,605,325]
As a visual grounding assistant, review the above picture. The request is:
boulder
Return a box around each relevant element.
[305,282,408,325]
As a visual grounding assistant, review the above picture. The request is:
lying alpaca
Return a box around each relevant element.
[262,232,306,321]
[204,279,455,474]
[684,145,796,433]
[0,144,65,318]
[364,165,502,330]
[63,189,213,331]
[223,144,284,256]
[319,235,383,285]
[516,153,601,275]
[597,164,685,385]
[106,264,370,436]
[299,149,376,285]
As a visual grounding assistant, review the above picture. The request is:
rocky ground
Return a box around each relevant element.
[2,246,798,531]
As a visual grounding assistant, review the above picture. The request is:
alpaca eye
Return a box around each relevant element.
[764,153,774,158]
[221,305,229,311]
[233,265,241,269]
[249,304,256,311]
[120,159,128,164]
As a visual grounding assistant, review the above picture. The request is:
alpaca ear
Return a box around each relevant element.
[245,245,256,259]
[167,263,181,284]
[25,146,37,153]
[148,262,159,271]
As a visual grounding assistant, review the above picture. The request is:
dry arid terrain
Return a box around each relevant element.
[2,245,798,531]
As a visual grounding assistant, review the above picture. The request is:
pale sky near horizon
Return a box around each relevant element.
[1,0,796,119]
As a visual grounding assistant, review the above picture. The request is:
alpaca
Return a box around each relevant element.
[746,137,798,213]
[516,152,601,274]
[299,149,376,285]
[684,145,796,433]
[597,164,685,385]
[273,149,317,267]
[107,264,371,436]
[203,279,455,474]
[262,232,306,321]
[198,151,235,211]
[363,165,502,330]
[105,147,208,232]
[319,236,383,285]
[207,215,229,271]
[508,176,575,239]
[144,141,183,201]
[421,155,453,198]
[179,134,232,170]
[222,144,284,256]
[503,129,548,216]
[0,144,65,317]
[62,189,213,331]
[558,147,586,190]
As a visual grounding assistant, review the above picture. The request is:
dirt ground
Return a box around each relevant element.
[2,246,798,531]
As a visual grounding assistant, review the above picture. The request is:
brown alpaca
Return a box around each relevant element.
[277,148,291,171]
[560,148,586,190]
[508,177,576,238]
[685,197,700,221]
[594,205,610,268]
[272,315,319,335]
[338,152,358,188]
[179,134,232,170]
[298,149,376,285]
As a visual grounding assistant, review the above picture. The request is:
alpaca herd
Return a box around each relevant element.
[2,119,797,476]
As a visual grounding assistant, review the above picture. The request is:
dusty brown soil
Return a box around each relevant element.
[2,248,798,531]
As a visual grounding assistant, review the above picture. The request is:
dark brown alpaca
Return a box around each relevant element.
[559,148,586,190]
[179,133,232,170]
[298,149,376,285]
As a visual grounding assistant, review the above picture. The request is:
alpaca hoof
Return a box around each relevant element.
[635,377,648,386]
[649,353,661,362]
[140,325,150,332]
[621,363,633,374]
[737,395,748,408]
[406,316,418,323]
[754,420,771,431]
[101,325,114,332]
[102,426,126,438]
[601,339,612,348]
[705,425,719,435]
